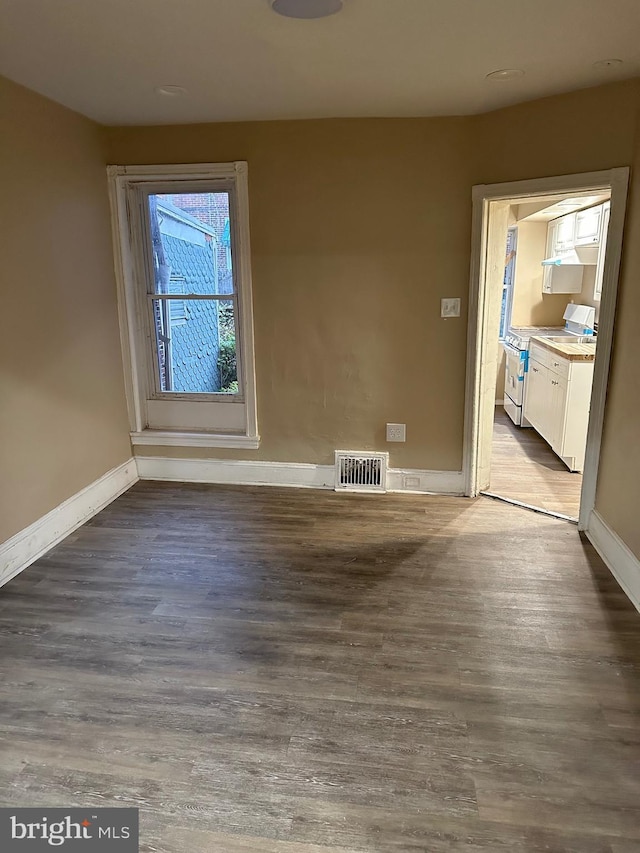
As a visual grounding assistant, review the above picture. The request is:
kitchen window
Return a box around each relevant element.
[499,226,517,339]
[108,162,258,448]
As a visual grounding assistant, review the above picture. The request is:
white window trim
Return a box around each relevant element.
[107,162,259,449]
[130,430,260,449]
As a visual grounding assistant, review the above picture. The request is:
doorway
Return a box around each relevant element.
[463,169,629,530]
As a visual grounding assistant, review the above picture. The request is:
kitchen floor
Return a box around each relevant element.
[489,408,583,519]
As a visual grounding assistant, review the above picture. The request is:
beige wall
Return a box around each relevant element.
[473,79,640,560]
[577,266,601,322]
[0,77,131,542]
[510,220,568,327]
[596,117,640,558]
[472,79,639,185]
[105,118,474,471]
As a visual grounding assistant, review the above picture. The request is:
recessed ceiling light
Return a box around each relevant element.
[270,0,343,19]
[485,68,525,81]
[593,59,623,70]
[155,85,188,97]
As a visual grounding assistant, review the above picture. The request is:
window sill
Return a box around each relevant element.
[130,430,260,449]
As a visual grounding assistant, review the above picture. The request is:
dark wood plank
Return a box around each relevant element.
[0,480,639,852]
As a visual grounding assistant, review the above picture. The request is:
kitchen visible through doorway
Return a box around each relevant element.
[463,168,629,530]
[489,190,608,520]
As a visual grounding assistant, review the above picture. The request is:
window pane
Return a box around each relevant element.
[152,298,238,394]
[147,192,234,297]
[168,276,186,325]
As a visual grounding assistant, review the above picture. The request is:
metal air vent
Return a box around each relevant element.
[334,451,388,492]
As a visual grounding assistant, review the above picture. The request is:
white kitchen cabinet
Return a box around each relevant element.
[545,219,558,257]
[574,204,603,245]
[541,203,608,295]
[524,358,549,437]
[542,262,583,294]
[594,201,611,301]
[542,214,583,293]
[544,214,575,259]
[542,212,582,294]
[526,359,567,450]
[554,212,576,250]
[524,341,595,472]
[546,204,606,256]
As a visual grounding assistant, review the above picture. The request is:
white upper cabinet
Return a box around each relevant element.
[554,212,576,251]
[542,217,582,294]
[545,220,558,258]
[544,212,576,258]
[546,203,607,255]
[542,263,583,294]
[574,205,603,246]
[542,202,609,295]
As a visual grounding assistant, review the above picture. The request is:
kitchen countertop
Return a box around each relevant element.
[530,336,596,362]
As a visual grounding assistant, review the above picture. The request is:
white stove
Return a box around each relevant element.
[504,326,571,352]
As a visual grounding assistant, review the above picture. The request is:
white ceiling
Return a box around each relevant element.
[515,192,611,223]
[1,0,639,126]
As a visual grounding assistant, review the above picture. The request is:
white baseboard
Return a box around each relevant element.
[586,510,640,613]
[136,456,335,489]
[135,456,465,496]
[386,467,465,495]
[0,458,138,590]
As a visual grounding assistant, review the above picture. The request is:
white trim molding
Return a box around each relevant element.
[131,430,260,449]
[386,468,465,495]
[107,161,259,448]
[586,511,640,613]
[0,458,138,590]
[136,457,335,489]
[136,456,464,495]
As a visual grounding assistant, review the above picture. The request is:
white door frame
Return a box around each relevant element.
[463,168,629,530]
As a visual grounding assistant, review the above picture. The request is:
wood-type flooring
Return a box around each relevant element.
[489,409,583,519]
[0,481,639,852]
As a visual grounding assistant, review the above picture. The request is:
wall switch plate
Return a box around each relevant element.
[441,297,461,318]
[386,423,406,442]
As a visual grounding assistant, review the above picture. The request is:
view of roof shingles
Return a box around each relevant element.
[161,234,217,296]
[160,232,221,392]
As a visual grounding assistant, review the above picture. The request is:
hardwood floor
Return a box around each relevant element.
[489,408,583,519]
[1,481,639,852]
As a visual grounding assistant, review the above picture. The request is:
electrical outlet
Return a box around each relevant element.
[386,423,406,442]
[403,475,420,490]
[441,297,461,318]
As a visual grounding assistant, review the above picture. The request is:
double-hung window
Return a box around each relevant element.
[108,163,258,448]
